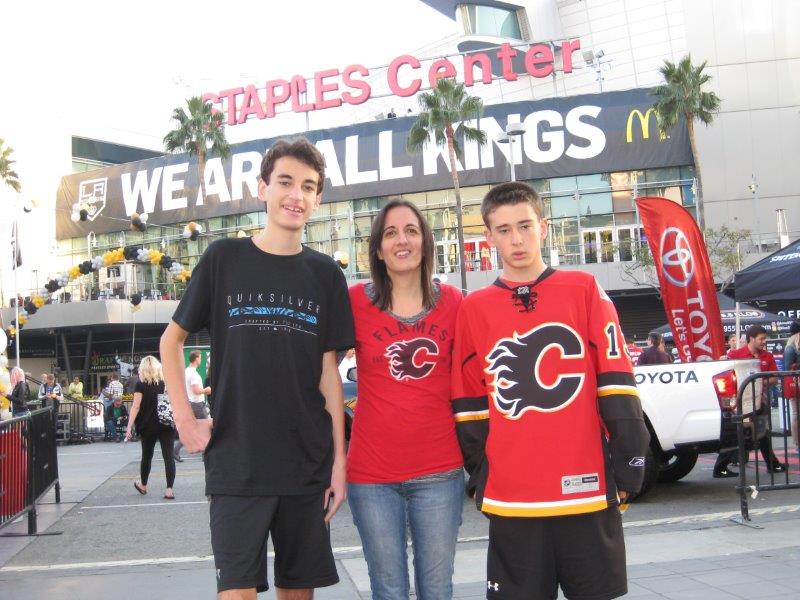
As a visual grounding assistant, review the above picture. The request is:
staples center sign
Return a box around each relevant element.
[203,41,583,126]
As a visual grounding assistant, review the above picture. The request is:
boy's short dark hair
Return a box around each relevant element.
[481,182,545,227]
[745,324,767,341]
[260,138,326,194]
[189,350,202,363]
[648,332,663,346]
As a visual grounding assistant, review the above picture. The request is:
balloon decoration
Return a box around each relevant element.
[333,250,349,270]
[130,212,149,232]
[183,222,203,241]
[4,244,192,346]
[70,203,90,222]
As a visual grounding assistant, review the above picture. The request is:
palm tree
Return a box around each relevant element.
[0,138,21,193]
[163,96,231,202]
[407,78,487,295]
[652,55,721,230]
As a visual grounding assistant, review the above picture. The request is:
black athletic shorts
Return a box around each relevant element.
[209,493,339,593]
[487,506,626,600]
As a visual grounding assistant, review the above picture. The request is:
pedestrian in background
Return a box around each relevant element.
[101,373,124,440]
[638,333,673,365]
[783,321,800,449]
[347,199,464,599]
[173,350,210,462]
[105,396,128,442]
[38,374,63,408]
[126,355,176,500]
[6,367,30,417]
[67,376,83,399]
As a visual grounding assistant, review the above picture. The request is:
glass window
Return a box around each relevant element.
[645,167,680,183]
[576,173,610,192]
[580,192,612,216]
[610,172,634,213]
[550,217,579,265]
[465,5,522,39]
[581,214,613,228]
[550,193,578,219]
[549,176,578,194]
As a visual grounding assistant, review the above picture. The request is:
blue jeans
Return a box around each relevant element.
[348,468,464,600]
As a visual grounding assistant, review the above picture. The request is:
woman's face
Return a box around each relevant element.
[378,206,424,277]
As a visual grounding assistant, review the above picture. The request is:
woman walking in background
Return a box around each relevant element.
[347,199,464,599]
[126,355,176,500]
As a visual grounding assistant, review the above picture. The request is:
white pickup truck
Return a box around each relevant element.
[634,358,761,494]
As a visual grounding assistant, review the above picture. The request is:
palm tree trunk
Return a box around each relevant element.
[446,127,468,296]
[686,118,705,230]
[198,150,207,204]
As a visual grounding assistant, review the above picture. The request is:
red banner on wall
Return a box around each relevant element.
[636,197,725,362]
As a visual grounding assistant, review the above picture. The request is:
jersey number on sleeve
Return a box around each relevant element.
[604,322,622,359]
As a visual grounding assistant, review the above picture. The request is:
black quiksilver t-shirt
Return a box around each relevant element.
[172,238,355,496]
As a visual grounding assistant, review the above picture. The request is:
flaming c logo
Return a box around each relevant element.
[486,323,585,419]
[385,338,439,381]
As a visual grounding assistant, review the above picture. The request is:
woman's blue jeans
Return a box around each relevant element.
[348,468,464,600]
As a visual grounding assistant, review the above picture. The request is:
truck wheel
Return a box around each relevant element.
[656,449,699,483]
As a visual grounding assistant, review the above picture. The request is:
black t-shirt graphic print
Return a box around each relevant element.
[172,238,355,496]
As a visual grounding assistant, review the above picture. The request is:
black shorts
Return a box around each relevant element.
[209,493,339,593]
[487,506,626,600]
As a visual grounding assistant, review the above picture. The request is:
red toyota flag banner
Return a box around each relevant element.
[636,197,725,362]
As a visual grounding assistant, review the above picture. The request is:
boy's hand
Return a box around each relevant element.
[324,457,347,523]
[177,417,213,453]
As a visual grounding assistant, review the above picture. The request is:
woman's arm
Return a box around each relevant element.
[126,392,143,440]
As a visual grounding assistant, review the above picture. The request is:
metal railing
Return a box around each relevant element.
[56,400,133,442]
[0,405,61,536]
[732,370,800,526]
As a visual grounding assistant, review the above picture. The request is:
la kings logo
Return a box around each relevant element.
[486,323,585,419]
[385,338,439,381]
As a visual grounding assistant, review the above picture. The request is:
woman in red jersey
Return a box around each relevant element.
[347,199,464,600]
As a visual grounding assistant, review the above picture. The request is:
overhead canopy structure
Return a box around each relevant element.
[652,292,794,341]
[734,238,800,302]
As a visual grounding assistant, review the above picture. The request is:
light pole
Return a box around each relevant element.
[582,49,610,93]
[748,175,760,251]
[496,122,526,181]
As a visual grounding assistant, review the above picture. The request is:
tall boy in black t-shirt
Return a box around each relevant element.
[161,138,355,599]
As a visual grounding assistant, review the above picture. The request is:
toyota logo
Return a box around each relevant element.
[660,227,694,287]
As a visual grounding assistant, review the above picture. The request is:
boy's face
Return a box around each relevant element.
[258,156,321,232]
[484,202,548,272]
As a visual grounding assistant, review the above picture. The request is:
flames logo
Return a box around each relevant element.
[385,338,439,381]
[485,323,585,419]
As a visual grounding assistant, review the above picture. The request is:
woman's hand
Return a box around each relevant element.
[125,426,133,441]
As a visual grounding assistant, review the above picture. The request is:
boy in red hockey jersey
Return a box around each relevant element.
[452,182,650,600]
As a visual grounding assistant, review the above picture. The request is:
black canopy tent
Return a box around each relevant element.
[652,292,794,342]
[734,238,800,302]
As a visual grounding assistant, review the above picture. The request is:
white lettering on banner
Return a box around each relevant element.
[565,106,605,159]
[230,151,262,201]
[345,135,378,184]
[378,131,413,180]
[203,157,231,205]
[314,140,345,187]
[461,120,481,171]
[102,103,618,219]
[161,163,190,210]
[479,117,508,169]
[523,110,564,163]
[771,252,800,262]
[423,133,461,176]
[121,167,162,216]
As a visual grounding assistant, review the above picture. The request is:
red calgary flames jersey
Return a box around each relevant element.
[452,269,649,517]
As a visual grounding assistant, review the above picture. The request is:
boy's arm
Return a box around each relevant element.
[160,321,212,453]
[319,350,346,523]
[451,305,490,503]
[589,280,650,498]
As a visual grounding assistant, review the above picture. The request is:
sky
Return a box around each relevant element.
[0,0,453,296]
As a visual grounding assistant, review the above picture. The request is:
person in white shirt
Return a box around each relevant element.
[174,351,210,462]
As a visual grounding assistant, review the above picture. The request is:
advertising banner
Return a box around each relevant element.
[57,88,691,239]
[637,196,725,362]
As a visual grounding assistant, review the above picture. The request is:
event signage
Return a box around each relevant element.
[637,197,725,362]
[56,88,691,239]
[202,40,583,126]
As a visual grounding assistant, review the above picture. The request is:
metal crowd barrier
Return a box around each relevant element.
[56,399,133,442]
[733,370,800,526]
[0,405,62,536]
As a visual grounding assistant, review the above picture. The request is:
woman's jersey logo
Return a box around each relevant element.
[485,323,585,419]
[385,338,440,381]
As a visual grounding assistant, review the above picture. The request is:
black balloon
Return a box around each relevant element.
[130,293,142,306]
